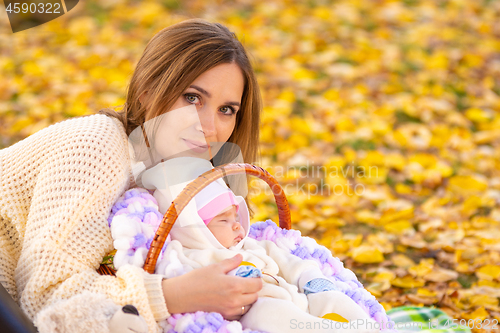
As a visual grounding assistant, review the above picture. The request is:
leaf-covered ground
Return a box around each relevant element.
[1,1,499,331]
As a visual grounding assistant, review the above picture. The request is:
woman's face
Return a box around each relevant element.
[140,62,245,160]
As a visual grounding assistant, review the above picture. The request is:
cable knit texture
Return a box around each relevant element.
[0,114,167,333]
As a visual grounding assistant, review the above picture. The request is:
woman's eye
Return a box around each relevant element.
[220,106,236,115]
[184,93,236,115]
[184,93,200,104]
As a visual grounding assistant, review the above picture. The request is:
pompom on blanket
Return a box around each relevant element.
[107,188,396,332]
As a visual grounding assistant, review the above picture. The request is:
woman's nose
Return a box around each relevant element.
[196,106,217,139]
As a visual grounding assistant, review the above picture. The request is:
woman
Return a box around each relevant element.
[0,18,262,332]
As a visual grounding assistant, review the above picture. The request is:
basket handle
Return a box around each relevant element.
[143,163,291,274]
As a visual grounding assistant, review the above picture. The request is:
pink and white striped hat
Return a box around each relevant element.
[194,179,249,232]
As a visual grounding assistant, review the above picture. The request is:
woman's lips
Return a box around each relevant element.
[182,139,209,153]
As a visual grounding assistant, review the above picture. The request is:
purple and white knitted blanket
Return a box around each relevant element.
[107,188,394,333]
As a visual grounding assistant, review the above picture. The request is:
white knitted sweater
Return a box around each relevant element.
[0,114,168,332]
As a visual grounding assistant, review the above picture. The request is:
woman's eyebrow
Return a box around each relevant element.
[189,85,241,107]
[190,85,211,97]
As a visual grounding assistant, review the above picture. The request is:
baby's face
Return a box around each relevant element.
[207,205,245,248]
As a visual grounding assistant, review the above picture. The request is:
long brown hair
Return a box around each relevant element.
[99,18,261,165]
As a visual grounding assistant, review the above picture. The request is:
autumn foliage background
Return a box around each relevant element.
[1,0,500,330]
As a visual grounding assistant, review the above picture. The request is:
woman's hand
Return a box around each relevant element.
[162,254,262,320]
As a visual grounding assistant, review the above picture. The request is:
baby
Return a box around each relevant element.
[110,157,385,332]
[140,157,382,333]
[198,196,326,284]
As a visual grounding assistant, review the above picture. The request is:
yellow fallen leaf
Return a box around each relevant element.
[465,107,492,123]
[461,306,489,321]
[359,151,385,167]
[379,207,414,225]
[22,61,43,75]
[434,161,453,178]
[366,234,394,253]
[426,51,449,70]
[471,216,497,229]
[409,153,437,168]
[317,217,345,228]
[463,54,484,68]
[395,183,412,194]
[476,279,500,288]
[448,175,488,193]
[347,234,363,248]
[456,247,483,261]
[323,87,340,101]
[368,119,391,136]
[373,271,396,282]
[468,295,498,309]
[335,116,356,132]
[393,129,408,146]
[355,210,380,225]
[67,100,91,117]
[473,130,500,144]
[396,244,408,252]
[11,116,33,133]
[292,67,316,81]
[384,220,413,234]
[385,153,406,171]
[456,262,474,274]
[324,174,349,188]
[461,196,483,216]
[400,235,427,249]
[278,89,296,103]
[352,245,384,264]
[476,264,500,281]
[418,219,445,233]
[398,124,432,149]
[417,288,438,297]
[366,281,391,297]
[392,275,425,289]
[424,267,459,282]
[407,294,438,305]
[392,254,415,268]
[409,259,434,277]
[331,239,349,254]
[318,229,341,248]
[320,207,337,218]
[324,156,346,170]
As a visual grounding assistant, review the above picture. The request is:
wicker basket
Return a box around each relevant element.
[98,163,291,276]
